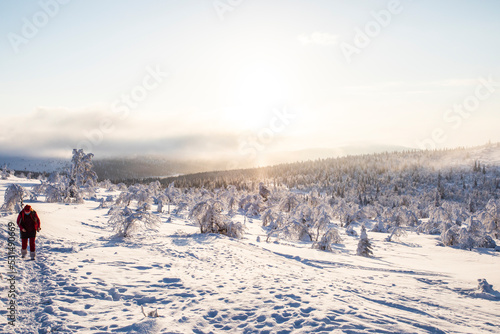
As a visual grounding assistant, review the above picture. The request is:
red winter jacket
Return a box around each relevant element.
[17,209,41,238]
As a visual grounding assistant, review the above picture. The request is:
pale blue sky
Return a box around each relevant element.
[1,0,499,163]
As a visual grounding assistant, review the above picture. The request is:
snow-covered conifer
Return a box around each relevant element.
[357,224,373,257]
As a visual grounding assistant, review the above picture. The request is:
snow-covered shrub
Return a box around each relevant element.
[31,181,48,201]
[190,200,245,238]
[313,228,342,252]
[392,207,419,227]
[264,203,332,243]
[346,225,358,237]
[385,226,407,242]
[109,206,161,238]
[137,202,151,212]
[476,235,496,248]
[418,206,452,235]
[309,204,332,242]
[99,179,115,191]
[371,220,389,233]
[440,217,496,250]
[1,184,26,212]
[245,197,263,217]
[458,228,476,250]
[1,166,13,180]
[357,225,373,257]
[224,221,246,239]
[417,219,441,235]
[261,208,277,227]
[98,196,115,209]
[239,194,263,217]
[156,197,164,213]
[481,199,500,239]
[45,183,66,203]
[98,198,107,209]
[333,200,360,228]
[269,218,309,242]
[441,225,460,246]
[119,184,156,209]
[278,193,300,213]
[265,213,291,242]
[464,217,496,249]
[174,201,190,217]
[148,180,162,197]
[64,184,84,204]
[259,183,271,201]
[48,172,64,184]
[226,195,239,215]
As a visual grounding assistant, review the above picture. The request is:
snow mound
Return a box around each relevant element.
[468,279,500,300]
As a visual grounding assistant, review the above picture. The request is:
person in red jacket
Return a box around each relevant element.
[16,205,41,260]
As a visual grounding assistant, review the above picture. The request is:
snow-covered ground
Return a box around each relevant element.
[0,177,499,333]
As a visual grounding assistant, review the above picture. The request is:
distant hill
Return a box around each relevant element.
[151,142,500,189]
[2,143,500,181]
[0,156,69,173]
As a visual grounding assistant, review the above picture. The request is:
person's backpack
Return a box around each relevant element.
[20,209,38,227]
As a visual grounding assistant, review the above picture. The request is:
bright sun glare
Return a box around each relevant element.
[225,62,289,128]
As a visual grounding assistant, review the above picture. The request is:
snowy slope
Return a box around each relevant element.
[1,176,500,333]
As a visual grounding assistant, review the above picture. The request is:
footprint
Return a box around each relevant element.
[205,310,218,318]
[300,307,315,314]
[272,313,290,324]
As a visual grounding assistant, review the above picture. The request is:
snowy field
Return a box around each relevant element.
[1,177,500,334]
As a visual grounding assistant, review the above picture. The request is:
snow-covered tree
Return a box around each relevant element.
[98,195,114,209]
[385,225,407,242]
[441,216,496,250]
[441,225,460,246]
[45,183,66,203]
[70,149,98,188]
[99,179,116,192]
[259,182,271,201]
[482,199,500,239]
[346,225,358,237]
[1,184,26,212]
[313,228,342,252]
[357,224,373,257]
[266,216,307,242]
[190,200,245,238]
[109,206,161,238]
[333,200,359,228]
[115,184,154,209]
[261,208,277,227]
[278,193,300,213]
[1,166,13,180]
[371,220,389,233]
[65,184,84,204]
[418,206,451,235]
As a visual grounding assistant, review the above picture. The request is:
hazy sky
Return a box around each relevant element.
[1,0,499,166]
